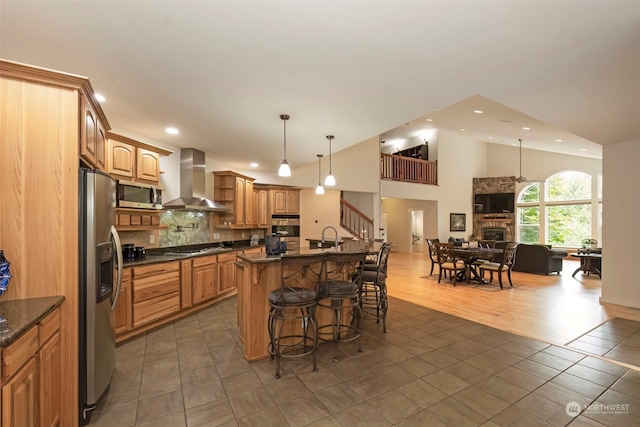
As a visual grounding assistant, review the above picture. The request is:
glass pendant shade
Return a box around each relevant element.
[315,154,324,195]
[324,173,335,186]
[278,114,291,177]
[278,160,291,177]
[324,135,336,186]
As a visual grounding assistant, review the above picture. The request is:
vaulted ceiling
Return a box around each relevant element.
[2,1,638,171]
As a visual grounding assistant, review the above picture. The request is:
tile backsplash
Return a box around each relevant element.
[160,210,210,247]
[118,211,267,249]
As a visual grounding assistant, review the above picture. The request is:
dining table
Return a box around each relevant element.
[453,247,504,283]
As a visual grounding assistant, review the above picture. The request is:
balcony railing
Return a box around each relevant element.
[380,153,438,185]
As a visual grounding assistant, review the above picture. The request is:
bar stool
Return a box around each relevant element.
[268,253,324,379]
[316,251,368,362]
[359,243,392,332]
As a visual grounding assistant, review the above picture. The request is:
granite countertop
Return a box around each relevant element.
[122,241,263,267]
[0,295,65,347]
[237,241,383,264]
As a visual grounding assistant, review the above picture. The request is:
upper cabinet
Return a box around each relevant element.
[79,91,110,171]
[254,185,269,227]
[106,132,172,184]
[213,171,257,228]
[270,187,300,215]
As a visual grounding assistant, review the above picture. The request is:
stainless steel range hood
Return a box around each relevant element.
[163,148,230,212]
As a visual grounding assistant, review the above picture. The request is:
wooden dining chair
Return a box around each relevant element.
[426,238,440,276]
[436,242,468,286]
[478,242,519,288]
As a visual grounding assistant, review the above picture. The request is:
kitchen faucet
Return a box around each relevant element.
[321,225,339,249]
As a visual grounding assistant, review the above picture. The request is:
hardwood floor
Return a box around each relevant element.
[386,251,640,347]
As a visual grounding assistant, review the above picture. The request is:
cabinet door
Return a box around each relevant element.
[136,148,160,182]
[80,95,97,167]
[39,332,61,427]
[112,270,132,335]
[2,356,38,427]
[245,180,255,225]
[286,190,299,214]
[217,253,236,295]
[257,189,268,227]
[272,189,286,214]
[234,177,245,225]
[108,140,135,178]
[192,263,217,304]
[95,119,107,171]
[180,259,193,309]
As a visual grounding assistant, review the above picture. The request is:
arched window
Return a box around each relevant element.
[517,171,601,247]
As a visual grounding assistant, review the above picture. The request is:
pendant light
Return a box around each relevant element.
[515,138,527,183]
[278,114,291,177]
[324,135,336,186]
[315,154,325,195]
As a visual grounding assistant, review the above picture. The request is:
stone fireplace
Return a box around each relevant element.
[472,177,516,241]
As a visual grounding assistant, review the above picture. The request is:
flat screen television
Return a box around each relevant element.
[474,193,515,214]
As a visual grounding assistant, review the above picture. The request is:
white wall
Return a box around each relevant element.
[600,139,640,309]
[381,198,438,252]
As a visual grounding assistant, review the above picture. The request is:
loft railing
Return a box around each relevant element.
[340,198,374,240]
[380,153,438,185]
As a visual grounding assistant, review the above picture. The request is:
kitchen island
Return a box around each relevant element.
[235,241,382,361]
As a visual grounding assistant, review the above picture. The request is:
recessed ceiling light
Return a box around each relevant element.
[473,110,483,114]
[165,127,179,135]
[580,148,587,151]
[554,139,563,142]
[460,128,466,132]
[488,136,494,139]
[522,127,531,131]
[95,93,106,102]
[250,162,259,168]
[426,118,433,122]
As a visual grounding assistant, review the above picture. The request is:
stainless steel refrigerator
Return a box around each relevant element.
[79,168,123,424]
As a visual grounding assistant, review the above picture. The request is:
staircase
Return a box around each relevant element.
[340,197,374,240]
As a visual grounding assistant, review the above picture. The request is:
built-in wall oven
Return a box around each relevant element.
[271,215,300,251]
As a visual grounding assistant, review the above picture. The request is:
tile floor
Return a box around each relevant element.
[567,317,640,367]
[89,297,640,426]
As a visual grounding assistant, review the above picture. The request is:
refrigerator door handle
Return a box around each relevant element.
[110,225,123,312]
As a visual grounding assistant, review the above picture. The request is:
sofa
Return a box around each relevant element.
[510,244,568,275]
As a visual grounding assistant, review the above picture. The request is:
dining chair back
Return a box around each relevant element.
[478,242,519,288]
[436,242,467,286]
[425,238,440,275]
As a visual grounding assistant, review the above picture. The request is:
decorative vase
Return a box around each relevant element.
[0,250,11,297]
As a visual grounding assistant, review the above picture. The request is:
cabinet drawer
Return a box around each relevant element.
[133,291,180,327]
[192,255,217,268]
[2,326,38,381]
[217,252,236,263]
[132,272,180,303]
[133,261,180,278]
[38,307,61,347]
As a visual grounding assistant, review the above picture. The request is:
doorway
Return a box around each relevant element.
[410,209,424,253]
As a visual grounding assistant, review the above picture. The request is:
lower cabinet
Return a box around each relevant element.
[1,306,61,427]
[112,268,132,335]
[192,255,218,305]
[217,252,236,295]
[132,262,180,328]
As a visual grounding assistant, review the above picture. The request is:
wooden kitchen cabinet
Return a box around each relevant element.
[1,306,61,427]
[254,186,269,227]
[180,259,193,310]
[80,92,109,171]
[192,255,218,304]
[213,171,256,228]
[107,132,172,184]
[270,187,300,215]
[217,252,236,295]
[131,262,180,328]
[112,268,132,335]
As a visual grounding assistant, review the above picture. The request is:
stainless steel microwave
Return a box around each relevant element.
[116,180,162,209]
